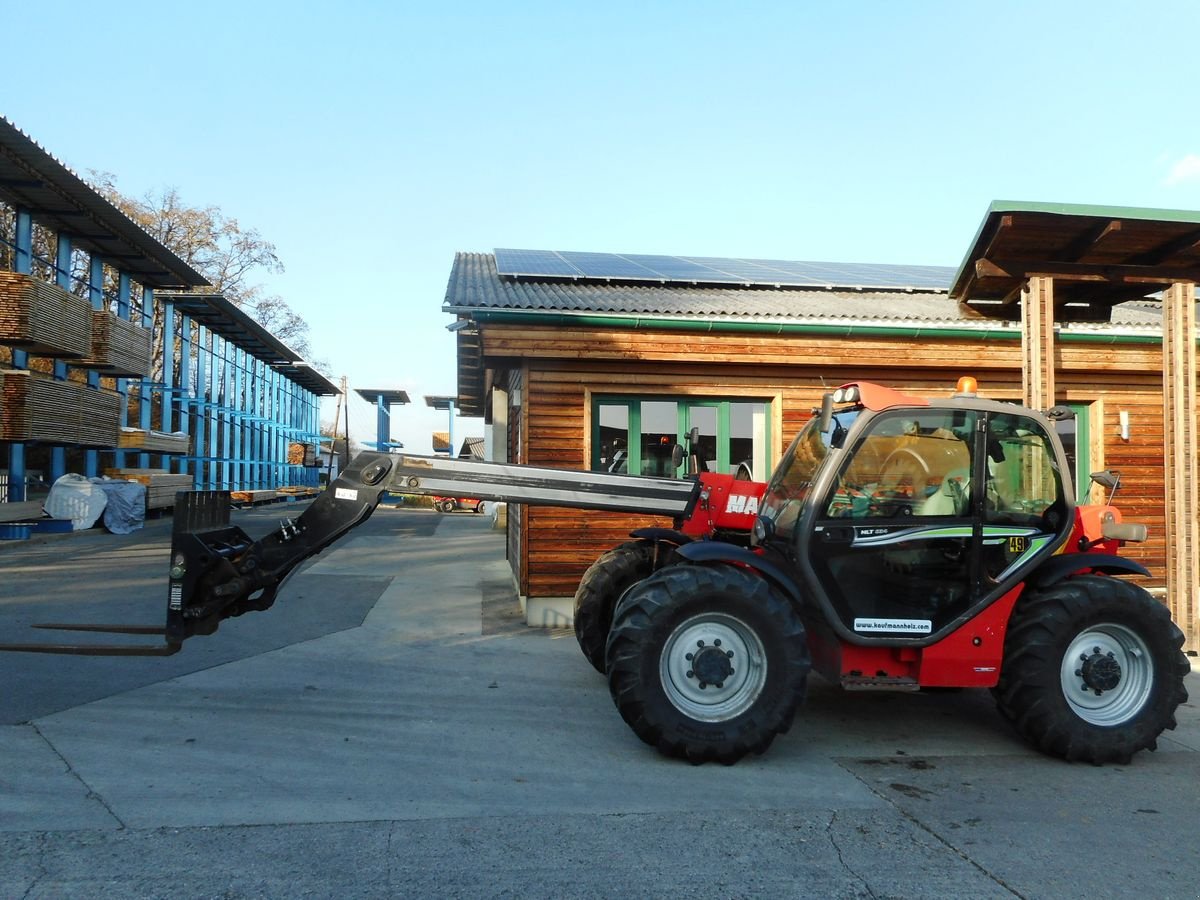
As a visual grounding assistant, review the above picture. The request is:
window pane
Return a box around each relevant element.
[688,406,718,472]
[730,402,767,480]
[640,401,678,476]
[986,413,1063,522]
[826,411,974,518]
[596,404,628,473]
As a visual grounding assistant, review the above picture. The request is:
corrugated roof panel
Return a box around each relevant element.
[445,252,1170,332]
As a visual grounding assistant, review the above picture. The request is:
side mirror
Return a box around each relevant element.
[1089,469,1121,504]
[672,444,685,469]
[818,393,833,433]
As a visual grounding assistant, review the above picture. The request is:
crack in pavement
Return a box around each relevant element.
[31,723,126,829]
[838,759,1025,899]
[825,810,878,900]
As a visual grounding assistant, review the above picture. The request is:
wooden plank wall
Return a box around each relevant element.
[483,323,1169,601]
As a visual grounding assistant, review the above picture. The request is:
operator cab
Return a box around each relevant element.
[756,379,1071,644]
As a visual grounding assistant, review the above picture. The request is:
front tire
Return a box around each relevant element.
[573,541,661,674]
[993,575,1189,763]
[605,564,810,764]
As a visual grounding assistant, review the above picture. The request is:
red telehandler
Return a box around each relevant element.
[1,379,1188,766]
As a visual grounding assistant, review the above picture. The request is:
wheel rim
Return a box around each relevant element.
[1060,622,1155,726]
[659,612,767,722]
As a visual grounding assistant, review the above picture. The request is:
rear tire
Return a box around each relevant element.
[993,575,1189,763]
[573,541,660,673]
[605,564,810,764]
[437,499,455,513]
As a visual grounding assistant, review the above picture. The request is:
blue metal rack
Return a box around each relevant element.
[1,214,339,502]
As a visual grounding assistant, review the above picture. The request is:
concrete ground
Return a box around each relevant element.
[0,504,1197,899]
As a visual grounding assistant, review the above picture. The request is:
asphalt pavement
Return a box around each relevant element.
[0,504,1197,899]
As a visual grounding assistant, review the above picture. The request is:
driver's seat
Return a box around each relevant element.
[919,469,970,516]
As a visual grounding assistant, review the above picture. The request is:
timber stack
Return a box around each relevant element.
[117,427,190,454]
[103,468,192,510]
[80,311,152,377]
[0,272,91,358]
[0,370,120,445]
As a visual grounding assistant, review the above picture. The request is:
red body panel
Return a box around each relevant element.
[818,586,1024,688]
[680,473,767,536]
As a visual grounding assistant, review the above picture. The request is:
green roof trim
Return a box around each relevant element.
[470,310,1164,345]
[987,199,1200,224]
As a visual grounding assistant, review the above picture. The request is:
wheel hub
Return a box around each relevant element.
[1060,623,1154,726]
[660,613,767,722]
[689,642,734,688]
[1079,648,1122,693]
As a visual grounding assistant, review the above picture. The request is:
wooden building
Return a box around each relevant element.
[444,204,1200,650]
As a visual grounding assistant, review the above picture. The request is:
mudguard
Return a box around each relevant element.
[629,527,693,546]
[675,540,803,606]
[1030,553,1151,589]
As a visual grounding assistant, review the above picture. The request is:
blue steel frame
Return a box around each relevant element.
[1,213,333,500]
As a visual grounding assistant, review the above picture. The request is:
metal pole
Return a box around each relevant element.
[84,256,104,477]
[6,209,33,501]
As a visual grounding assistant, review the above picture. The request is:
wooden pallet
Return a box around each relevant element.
[0,371,120,446]
[0,272,92,358]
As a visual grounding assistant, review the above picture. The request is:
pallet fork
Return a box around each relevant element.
[0,452,708,655]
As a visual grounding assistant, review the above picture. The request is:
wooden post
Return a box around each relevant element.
[1020,276,1056,410]
[1162,280,1198,651]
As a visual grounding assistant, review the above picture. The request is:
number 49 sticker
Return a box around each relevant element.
[1009,535,1029,554]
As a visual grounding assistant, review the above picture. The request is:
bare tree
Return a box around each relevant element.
[88,172,314,357]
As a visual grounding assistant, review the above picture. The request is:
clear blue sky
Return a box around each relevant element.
[6,0,1200,452]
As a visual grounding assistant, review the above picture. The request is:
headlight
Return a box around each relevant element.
[752,515,774,545]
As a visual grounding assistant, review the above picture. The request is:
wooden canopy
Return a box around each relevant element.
[954,200,1200,651]
[951,201,1200,320]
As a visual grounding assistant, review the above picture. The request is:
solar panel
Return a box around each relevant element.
[494,249,582,278]
[558,251,662,280]
[494,249,954,292]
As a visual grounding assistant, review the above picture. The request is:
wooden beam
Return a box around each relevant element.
[953,215,1013,300]
[989,258,1200,285]
[973,258,1011,280]
[1128,227,1200,266]
[1059,219,1122,262]
[1021,276,1055,411]
[1162,281,1199,651]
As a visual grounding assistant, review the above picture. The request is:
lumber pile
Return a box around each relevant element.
[103,468,193,510]
[80,311,152,377]
[0,500,44,523]
[287,442,316,466]
[117,427,190,454]
[276,485,318,497]
[0,370,120,446]
[231,490,279,505]
[0,272,91,358]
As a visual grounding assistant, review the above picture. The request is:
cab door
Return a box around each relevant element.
[808,409,981,639]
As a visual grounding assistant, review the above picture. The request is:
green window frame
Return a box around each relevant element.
[1053,403,1093,502]
[591,396,772,479]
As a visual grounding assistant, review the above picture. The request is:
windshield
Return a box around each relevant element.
[760,408,859,541]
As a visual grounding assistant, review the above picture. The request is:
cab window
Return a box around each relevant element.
[825,411,975,519]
